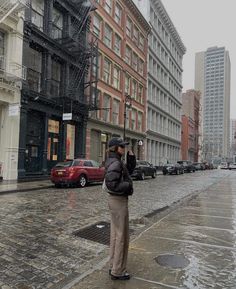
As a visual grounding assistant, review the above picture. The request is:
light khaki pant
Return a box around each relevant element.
[108,194,129,276]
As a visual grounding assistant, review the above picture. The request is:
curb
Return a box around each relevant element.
[0,185,54,195]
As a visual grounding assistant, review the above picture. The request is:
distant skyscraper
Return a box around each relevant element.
[195,47,231,161]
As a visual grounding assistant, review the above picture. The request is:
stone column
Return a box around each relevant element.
[18,104,28,178]
[42,115,48,174]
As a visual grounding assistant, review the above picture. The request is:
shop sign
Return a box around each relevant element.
[9,104,20,116]
[48,119,59,134]
[63,113,72,121]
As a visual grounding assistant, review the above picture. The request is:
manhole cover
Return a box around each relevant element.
[73,221,133,245]
[155,254,189,269]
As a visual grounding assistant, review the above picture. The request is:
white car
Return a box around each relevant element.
[220,162,228,169]
[229,163,236,170]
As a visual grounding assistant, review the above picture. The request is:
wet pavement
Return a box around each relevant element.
[0,180,52,194]
[71,171,236,289]
[0,170,234,289]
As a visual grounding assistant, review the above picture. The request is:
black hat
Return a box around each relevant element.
[108,137,129,147]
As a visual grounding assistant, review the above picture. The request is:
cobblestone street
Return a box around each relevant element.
[0,170,231,289]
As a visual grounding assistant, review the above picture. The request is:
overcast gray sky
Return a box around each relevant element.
[162,0,236,118]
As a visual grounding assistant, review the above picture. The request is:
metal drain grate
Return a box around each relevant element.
[155,254,190,269]
[73,221,111,245]
[73,221,134,246]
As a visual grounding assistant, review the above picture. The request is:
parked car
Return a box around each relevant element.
[162,163,184,175]
[219,162,229,169]
[131,160,156,180]
[229,163,236,170]
[193,162,205,170]
[177,160,195,173]
[51,159,105,187]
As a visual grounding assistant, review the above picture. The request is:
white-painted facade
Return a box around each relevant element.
[133,0,186,165]
[0,1,26,180]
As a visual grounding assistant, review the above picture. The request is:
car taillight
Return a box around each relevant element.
[68,167,76,173]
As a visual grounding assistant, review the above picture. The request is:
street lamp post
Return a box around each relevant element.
[123,93,132,141]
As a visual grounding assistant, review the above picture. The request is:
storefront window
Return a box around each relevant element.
[66,124,75,160]
[48,119,59,162]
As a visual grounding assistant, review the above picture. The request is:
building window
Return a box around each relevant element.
[103,94,111,121]
[139,33,144,50]
[133,25,139,44]
[93,13,102,38]
[31,0,44,31]
[51,59,61,97]
[115,3,122,24]
[103,58,111,84]
[125,46,132,65]
[112,99,120,125]
[0,31,4,56]
[104,0,112,14]
[27,47,42,92]
[0,32,4,70]
[113,66,120,90]
[132,80,137,100]
[125,74,130,94]
[104,24,112,48]
[138,84,143,103]
[131,109,136,130]
[92,52,101,79]
[126,17,132,38]
[114,34,121,56]
[137,112,142,131]
[139,59,144,76]
[52,8,63,39]
[132,53,138,71]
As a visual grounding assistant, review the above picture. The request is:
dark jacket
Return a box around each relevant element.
[105,151,136,196]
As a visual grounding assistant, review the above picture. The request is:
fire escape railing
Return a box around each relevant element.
[52,0,99,112]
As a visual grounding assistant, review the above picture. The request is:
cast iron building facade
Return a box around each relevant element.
[18,0,97,179]
[133,0,186,165]
[195,47,231,162]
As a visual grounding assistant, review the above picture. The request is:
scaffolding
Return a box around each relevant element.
[0,0,29,24]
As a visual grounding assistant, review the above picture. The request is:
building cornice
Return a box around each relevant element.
[152,0,186,54]
[126,0,151,33]
[147,129,181,145]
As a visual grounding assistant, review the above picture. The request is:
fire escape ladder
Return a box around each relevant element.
[67,52,90,99]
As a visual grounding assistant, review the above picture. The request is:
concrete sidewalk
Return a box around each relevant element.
[0,179,53,194]
[68,173,236,289]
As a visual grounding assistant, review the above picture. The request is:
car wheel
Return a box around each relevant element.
[163,172,167,175]
[176,170,179,175]
[78,174,87,187]
[152,171,156,178]
[140,172,145,180]
[55,183,61,188]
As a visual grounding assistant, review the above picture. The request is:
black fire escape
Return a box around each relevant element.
[51,0,99,120]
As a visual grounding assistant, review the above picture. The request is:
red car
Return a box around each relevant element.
[51,159,105,188]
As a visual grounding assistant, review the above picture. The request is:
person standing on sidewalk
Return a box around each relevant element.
[104,137,136,280]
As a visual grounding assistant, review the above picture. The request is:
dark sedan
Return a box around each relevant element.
[131,160,156,180]
[177,160,195,173]
[162,163,184,175]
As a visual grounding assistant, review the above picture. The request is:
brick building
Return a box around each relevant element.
[86,0,150,163]
[181,90,201,162]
